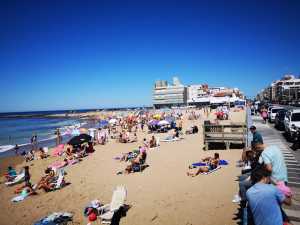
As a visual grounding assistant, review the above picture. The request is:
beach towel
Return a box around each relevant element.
[200,166,221,175]
[11,190,29,203]
[52,144,64,157]
[34,212,73,225]
[161,137,179,142]
[191,160,228,168]
[49,161,66,170]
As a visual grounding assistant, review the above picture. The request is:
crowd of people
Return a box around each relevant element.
[3,106,238,224]
[233,125,293,225]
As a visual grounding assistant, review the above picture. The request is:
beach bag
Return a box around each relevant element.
[132,165,141,172]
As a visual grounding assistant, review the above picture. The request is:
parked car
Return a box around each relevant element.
[269,107,284,123]
[274,109,287,130]
[267,105,275,118]
[284,109,300,139]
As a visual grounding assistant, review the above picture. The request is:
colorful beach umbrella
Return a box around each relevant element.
[148,120,159,126]
[99,120,109,127]
[158,120,169,126]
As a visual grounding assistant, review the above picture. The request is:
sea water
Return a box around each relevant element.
[0,117,81,156]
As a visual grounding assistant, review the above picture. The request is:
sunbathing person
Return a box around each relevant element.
[5,166,17,182]
[201,153,220,163]
[187,153,220,177]
[149,136,157,148]
[120,149,140,162]
[85,142,94,153]
[14,182,36,195]
[24,150,35,162]
[130,133,138,143]
[37,168,57,192]
[124,147,147,174]
[38,147,48,159]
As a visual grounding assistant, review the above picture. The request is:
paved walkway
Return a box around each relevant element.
[251,115,300,224]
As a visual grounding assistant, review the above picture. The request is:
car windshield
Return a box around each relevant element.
[272,108,283,113]
[291,113,300,121]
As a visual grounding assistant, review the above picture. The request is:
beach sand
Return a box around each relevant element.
[0,109,245,225]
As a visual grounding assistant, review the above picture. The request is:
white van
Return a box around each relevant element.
[284,109,300,137]
[269,107,284,123]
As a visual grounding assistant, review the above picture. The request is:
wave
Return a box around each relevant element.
[0,122,84,153]
[0,145,15,153]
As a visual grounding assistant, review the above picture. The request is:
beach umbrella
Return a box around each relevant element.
[99,120,109,127]
[158,120,169,126]
[67,134,92,146]
[148,120,159,126]
[153,114,161,119]
[165,116,175,123]
[109,118,117,124]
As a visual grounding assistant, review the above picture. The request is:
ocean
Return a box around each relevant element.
[0,109,96,157]
[0,107,149,157]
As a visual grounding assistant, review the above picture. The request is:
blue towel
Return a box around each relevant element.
[192,160,228,167]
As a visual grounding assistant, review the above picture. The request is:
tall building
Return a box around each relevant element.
[257,74,300,104]
[187,84,210,105]
[153,77,187,108]
[153,77,244,108]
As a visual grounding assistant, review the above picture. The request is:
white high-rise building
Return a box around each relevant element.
[153,77,187,108]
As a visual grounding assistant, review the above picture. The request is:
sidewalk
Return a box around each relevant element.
[251,115,300,224]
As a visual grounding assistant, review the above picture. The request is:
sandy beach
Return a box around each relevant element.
[0,109,246,225]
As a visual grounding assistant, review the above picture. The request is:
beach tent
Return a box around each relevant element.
[67,134,92,146]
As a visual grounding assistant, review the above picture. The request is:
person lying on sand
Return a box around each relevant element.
[14,182,36,195]
[187,153,220,177]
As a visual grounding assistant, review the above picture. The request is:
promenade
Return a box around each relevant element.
[251,115,300,224]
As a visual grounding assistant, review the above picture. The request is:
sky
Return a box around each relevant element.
[0,0,299,112]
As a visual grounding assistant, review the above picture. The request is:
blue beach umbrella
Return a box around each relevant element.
[99,120,109,128]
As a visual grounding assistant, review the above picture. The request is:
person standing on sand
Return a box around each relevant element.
[14,144,19,155]
[55,128,62,146]
[178,119,183,131]
[141,120,144,131]
[31,133,37,150]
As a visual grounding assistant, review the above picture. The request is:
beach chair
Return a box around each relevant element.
[5,170,25,186]
[98,185,127,224]
[51,169,65,190]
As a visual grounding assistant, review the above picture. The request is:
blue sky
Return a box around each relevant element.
[0,0,299,112]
